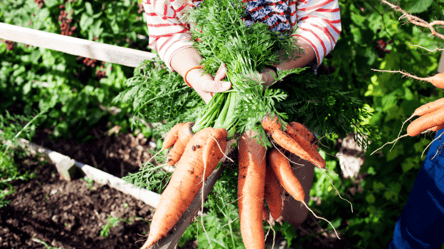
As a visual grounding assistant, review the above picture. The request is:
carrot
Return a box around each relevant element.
[424,73,444,89]
[285,124,324,167]
[289,122,315,145]
[166,122,195,165]
[414,98,444,116]
[267,148,305,203]
[141,127,227,249]
[262,204,269,221]
[262,114,325,168]
[407,107,444,137]
[161,123,184,150]
[373,70,444,89]
[264,165,283,221]
[429,124,444,132]
[238,130,266,249]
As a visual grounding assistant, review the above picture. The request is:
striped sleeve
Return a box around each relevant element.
[293,0,341,67]
[142,0,194,71]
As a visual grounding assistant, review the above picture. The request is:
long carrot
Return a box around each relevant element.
[141,127,227,249]
[264,165,283,221]
[407,107,444,137]
[267,148,305,203]
[166,122,194,165]
[238,130,266,249]
[262,114,325,168]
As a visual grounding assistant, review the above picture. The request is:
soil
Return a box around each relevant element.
[0,125,349,249]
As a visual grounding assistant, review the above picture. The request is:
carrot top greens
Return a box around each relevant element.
[114,0,372,147]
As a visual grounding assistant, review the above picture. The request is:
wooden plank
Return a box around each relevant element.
[0,22,155,67]
[4,136,162,208]
[149,164,226,249]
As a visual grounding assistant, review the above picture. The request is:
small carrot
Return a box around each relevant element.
[424,73,444,89]
[267,148,305,203]
[264,165,283,221]
[289,122,315,145]
[166,122,195,165]
[414,98,444,116]
[161,123,184,150]
[407,107,444,137]
[373,70,444,89]
[262,114,325,168]
[429,124,444,132]
[141,127,227,249]
[238,130,266,249]
[285,124,324,167]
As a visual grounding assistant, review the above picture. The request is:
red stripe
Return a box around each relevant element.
[163,38,191,54]
[158,36,173,52]
[295,35,320,65]
[148,28,189,38]
[176,3,186,12]
[299,27,327,56]
[316,8,340,12]
[163,4,168,17]
[310,23,335,50]
[147,23,179,27]
[299,15,341,34]
[298,0,335,11]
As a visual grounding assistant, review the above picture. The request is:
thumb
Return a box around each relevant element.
[214,63,227,81]
[201,80,231,93]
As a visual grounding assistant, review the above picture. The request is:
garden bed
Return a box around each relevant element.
[0,153,155,249]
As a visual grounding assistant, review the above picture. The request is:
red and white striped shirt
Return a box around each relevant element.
[141,0,341,70]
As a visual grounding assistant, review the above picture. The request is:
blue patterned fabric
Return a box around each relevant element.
[244,0,291,33]
[389,129,444,249]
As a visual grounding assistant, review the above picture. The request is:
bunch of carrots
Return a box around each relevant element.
[141,113,327,249]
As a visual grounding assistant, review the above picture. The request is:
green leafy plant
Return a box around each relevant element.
[0,110,46,207]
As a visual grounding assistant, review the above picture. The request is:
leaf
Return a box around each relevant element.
[80,14,94,30]
[85,2,93,15]
[403,0,433,13]
[43,0,59,8]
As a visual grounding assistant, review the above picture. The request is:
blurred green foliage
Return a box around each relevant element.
[0,0,148,141]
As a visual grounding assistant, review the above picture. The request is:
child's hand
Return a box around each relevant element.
[186,63,231,103]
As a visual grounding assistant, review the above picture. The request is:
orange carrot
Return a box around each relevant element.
[161,123,184,150]
[407,107,444,137]
[264,165,283,221]
[289,122,315,144]
[262,114,325,168]
[267,148,305,203]
[429,124,444,132]
[424,73,444,89]
[166,122,194,165]
[141,127,227,249]
[413,98,444,116]
[262,204,269,221]
[238,130,266,249]
[285,124,325,167]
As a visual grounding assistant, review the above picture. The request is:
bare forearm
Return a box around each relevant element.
[276,39,316,70]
